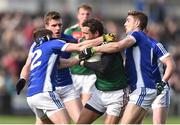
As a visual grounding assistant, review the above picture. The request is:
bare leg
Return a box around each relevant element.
[35,117,52,124]
[121,103,147,124]
[64,98,83,123]
[81,93,91,106]
[104,114,120,124]
[153,107,168,124]
[35,117,44,124]
[77,107,101,124]
[48,109,70,124]
[135,112,147,124]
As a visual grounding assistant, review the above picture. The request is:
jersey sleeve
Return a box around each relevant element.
[154,42,170,61]
[51,40,69,54]
[61,33,77,43]
[126,31,140,43]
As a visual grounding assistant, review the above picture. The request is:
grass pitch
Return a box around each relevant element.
[0,115,180,124]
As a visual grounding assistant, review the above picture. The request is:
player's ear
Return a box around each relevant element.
[135,19,140,29]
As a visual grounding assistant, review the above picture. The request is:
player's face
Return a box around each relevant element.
[124,15,139,34]
[82,26,98,40]
[77,8,91,25]
[45,19,62,38]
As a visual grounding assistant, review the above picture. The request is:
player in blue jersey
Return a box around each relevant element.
[78,10,175,124]
[17,28,84,124]
[16,11,83,123]
[44,11,83,123]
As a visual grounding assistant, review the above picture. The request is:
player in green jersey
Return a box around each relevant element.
[64,4,95,105]
[76,18,129,124]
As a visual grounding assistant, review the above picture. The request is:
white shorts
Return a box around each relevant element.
[128,87,157,110]
[152,85,170,109]
[72,74,96,94]
[27,91,65,119]
[55,84,80,102]
[87,87,129,117]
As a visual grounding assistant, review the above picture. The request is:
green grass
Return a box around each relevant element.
[142,116,180,124]
[0,115,179,124]
[0,115,35,124]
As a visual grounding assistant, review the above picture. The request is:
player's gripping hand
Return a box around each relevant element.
[156,80,167,95]
[16,78,26,95]
[79,47,96,60]
[103,33,117,43]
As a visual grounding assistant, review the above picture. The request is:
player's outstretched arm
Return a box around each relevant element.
[78,33,117,50]
[64,43,83,52]
[79,36,103,48]
[93,37,135,53]
[59,57,80,68]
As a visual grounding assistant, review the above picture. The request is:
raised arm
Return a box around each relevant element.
[94,37,135,53]
[78,33,117,50]
[78,36,103,48]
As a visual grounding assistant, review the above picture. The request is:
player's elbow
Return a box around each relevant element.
[166,58,176,76]
[169,56,176,72]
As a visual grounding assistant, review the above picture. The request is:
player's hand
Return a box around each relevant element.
[16,78,26,95]
[79,47,96,60]
[156,80,167,95]
[103,33,117,43]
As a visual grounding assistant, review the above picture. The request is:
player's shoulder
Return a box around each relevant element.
[148,37,160,47]
[61,33,76,41]
[69,24,79,29]
[128,31,146,37]
[127,31,141,40]
[64,24,79,32]
[51,38,66,44]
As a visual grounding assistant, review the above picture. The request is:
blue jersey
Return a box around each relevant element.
[125,31,170,91]
[56,33,77,87]
[27,39,69,96]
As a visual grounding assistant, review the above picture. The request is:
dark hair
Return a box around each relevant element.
[82,18,104,36]
[128,10,148,30]
[44,11,61,25]
[33,28,53,45]
[78,4,92,12]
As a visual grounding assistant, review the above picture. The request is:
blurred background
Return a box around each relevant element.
[0,0,179,122]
